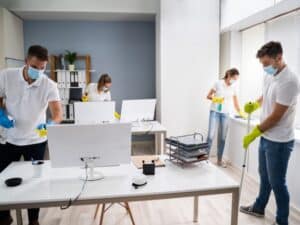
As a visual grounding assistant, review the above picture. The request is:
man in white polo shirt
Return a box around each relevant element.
[240,41,300,225]
[0,45,62,225]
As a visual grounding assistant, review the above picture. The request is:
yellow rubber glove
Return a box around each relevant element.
[114,112,121,120]
[238,110,248,119]
[36,128,48,137]
[243,126,262,149]
[82,95,89,102]
[244,101,260,114]
[212,96,224,104]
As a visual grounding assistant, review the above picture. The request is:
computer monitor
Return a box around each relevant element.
[47,123,131,180]
[69,88,83,102]
[120,99,156,122]
[74,101,115,124]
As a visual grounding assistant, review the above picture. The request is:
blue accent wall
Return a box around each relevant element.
[23,20,156,112]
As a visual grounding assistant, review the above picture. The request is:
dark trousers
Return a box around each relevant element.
[0,142,47,222]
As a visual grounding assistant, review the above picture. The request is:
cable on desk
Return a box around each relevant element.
[60,163,88,210]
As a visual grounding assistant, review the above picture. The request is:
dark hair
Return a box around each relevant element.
[256,41,283,59]
[97,74,112,92]
[27,45,49,61]
[224,68,239,79]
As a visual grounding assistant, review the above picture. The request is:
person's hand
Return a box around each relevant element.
[212,96,224,104]
[36,121,55,137]
[0,109,14,129]
[244,101,260,114]
[238,110,248,119]
[82,95,89,102]
[243,126,262,149]
[114,112,121,120]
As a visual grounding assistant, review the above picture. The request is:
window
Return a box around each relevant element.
[238,11,300,125]
[240,24,265,118]
[265,11,300,127]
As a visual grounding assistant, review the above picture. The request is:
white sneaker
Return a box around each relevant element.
[217,160,227,168]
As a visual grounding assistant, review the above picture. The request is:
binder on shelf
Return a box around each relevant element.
[66,104,70,119]
[57,71,64,88]
[79,70,86,87]
[58,89,64,102]
[69,104,74,120]
[66,71,71,88]
[62,105,67,120]
[61,70,66,88]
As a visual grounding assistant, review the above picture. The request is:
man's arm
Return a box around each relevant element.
[258,103,288,132]
[0,97,3,108]
[48,101,63,123]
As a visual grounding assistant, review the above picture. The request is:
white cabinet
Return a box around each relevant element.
[0,8,24,69]
[225,117,300,209]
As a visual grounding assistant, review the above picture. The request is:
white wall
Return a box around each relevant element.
[219,32,231,77]
[219,31,242,78]
[0,8,24,69]
[221,0,300,32]
[221,0,274,30]
[225,118,300,210]
[0,0,158,14]
[157,0,219,136]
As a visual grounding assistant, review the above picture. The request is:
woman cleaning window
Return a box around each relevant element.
[206,68,246,167]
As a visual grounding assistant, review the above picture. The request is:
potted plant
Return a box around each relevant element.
[65,50,77,71]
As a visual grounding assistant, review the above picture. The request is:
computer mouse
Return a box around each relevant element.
[5,177,22,187]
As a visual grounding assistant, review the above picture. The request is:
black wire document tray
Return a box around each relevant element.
[165,133,209,167]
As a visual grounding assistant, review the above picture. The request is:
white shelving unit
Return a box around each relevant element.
[56,70,87,121]
[49,55,92,123]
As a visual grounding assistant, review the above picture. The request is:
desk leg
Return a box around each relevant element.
[231,189,239,225]
[162,131,166,155]
[155,133,159,155]
[16,209,23,225]
[193,196,199,223]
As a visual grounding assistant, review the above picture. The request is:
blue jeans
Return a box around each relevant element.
[253,137,294,225]
[206,110,229,161]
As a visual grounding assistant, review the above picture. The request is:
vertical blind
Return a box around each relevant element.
[240,10,300,125]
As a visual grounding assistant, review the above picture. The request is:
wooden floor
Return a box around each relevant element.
[11,158,300,225]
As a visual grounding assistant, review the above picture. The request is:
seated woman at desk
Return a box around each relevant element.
[84,73,112,101]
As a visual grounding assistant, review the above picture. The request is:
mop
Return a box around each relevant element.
[239,112,252,202]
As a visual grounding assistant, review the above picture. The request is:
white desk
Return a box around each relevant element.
[0,159,239,225]
[130,121,167,155]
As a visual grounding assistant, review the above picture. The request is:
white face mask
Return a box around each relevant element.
[229,79,236,85]
[102,86,109,92]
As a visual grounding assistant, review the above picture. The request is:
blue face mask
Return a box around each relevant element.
[28,66,44,80]
[263,65,278,76]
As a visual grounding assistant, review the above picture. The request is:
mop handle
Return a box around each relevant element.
[239,113,252,199]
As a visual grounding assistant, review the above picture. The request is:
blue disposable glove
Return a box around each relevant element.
[0,108,14,129]
[37,120,55,130]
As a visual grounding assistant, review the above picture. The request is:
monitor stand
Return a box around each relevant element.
[80,157,104,181]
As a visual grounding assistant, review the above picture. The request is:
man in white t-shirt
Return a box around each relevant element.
[240,42,300,225]
[0,45,62,225]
